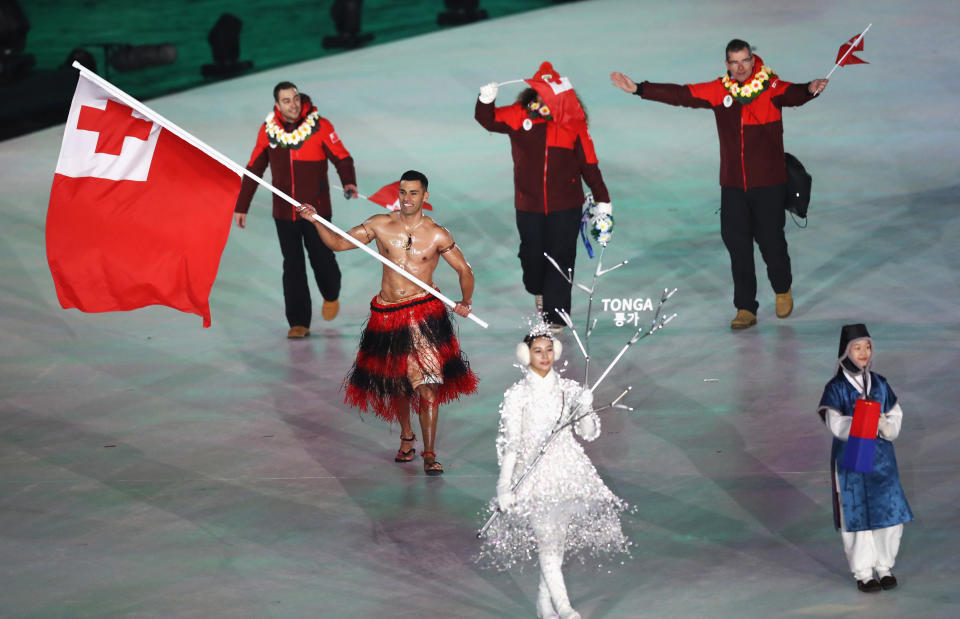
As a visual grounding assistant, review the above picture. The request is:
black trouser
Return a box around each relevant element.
[515,208,582,324]
[720,183,791,314]
[274,216,341,327]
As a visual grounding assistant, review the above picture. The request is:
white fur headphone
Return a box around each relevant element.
[515,337,562,365]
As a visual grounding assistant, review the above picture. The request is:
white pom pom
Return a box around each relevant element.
[515,342,530,365]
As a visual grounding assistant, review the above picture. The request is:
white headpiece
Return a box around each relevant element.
[515,317,562,365]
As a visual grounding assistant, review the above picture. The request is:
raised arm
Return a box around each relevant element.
[771,80,823,108]
[610,71,638,94]
[475,83,519,134]
[612,71,715,109]
[297,204,373,251]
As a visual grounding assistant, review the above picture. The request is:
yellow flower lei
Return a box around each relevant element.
[721,65,775,104]
[264,108,321,149]
[527,100,553,121]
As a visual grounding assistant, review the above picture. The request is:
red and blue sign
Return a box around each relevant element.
[842,398,880,472]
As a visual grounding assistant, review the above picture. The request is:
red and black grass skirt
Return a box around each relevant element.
[344,294,479,422]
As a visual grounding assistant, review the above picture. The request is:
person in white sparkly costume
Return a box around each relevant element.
[478,325,629,619]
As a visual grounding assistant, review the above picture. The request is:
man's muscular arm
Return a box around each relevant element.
[297,203,373,251]
[437,228,474,317]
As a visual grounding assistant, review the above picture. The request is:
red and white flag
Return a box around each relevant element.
[367,181,433,211]
[525,61,586,127]
[836,33,869,66]
[46,71,241,327]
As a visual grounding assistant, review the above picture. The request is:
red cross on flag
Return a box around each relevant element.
[46,71,241,327]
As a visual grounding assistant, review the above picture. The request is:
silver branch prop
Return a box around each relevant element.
[478,246,677,538]
[477,389,632,538]
[590,287,677,392]
[545,245,629,384]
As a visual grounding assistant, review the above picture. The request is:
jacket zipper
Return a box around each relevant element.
[289,150,297,218]
[740,113,748,190]
[542,136,549,214]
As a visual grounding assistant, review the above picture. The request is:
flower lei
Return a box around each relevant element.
[580,194,614,258]
[721,64,775,104]
[264,108,321,149]
[591,211,614,246]
[526,100,552,121]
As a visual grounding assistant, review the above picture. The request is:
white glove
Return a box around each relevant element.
[496,485,515,511]
[576,414,597,440]
[479,82,499,104]
[577,387,594,410]
[596,202,613,217]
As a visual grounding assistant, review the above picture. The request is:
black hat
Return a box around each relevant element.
[838,323,871,358]
[837,323,872,374]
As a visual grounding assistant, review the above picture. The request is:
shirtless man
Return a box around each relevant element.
[297,170,479,475]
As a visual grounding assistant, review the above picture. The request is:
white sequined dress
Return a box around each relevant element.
[477,369,629,570]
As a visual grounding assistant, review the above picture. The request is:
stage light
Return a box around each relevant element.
[80,42,176,80]
[437,0,488,26]
[202,13,252,78]
[64,48,97,74]
[0,0,35,83]
[109,43,177,72]
[322,0,373,50]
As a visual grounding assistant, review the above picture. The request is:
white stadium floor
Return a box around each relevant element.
[2,1,959,617]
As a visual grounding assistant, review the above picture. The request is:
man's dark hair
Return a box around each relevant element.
[400,169,428,190]
[725,39,752,60]
[273,81,298,101]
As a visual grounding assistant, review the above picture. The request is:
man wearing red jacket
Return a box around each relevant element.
[476,62,611,330]
[233,81,358,338]
[612,40,828,330]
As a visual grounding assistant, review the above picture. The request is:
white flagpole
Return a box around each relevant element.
[496,79,526,86]
[825,23,871,79]
[71,62,488,329]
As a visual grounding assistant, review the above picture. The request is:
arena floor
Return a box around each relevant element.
[2,1,959,617]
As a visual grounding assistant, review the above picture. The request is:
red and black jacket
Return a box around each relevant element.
[640,69,815,190]
[234,95,356,221]
[475,99,610,214]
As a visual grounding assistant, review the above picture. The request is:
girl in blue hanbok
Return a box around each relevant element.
[817,323,913,593]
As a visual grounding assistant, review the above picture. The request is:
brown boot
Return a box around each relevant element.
[730,309,757,330]
[287,325,310,338]
[775,289,793,318]
[322,299,340,320]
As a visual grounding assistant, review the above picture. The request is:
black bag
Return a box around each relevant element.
[784,152,811,218]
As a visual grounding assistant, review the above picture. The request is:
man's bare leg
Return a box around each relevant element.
[417,385,443,475]
[394,397,417,463]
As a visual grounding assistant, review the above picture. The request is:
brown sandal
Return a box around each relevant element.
[395,434,416,463]
[421,451,444,476]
